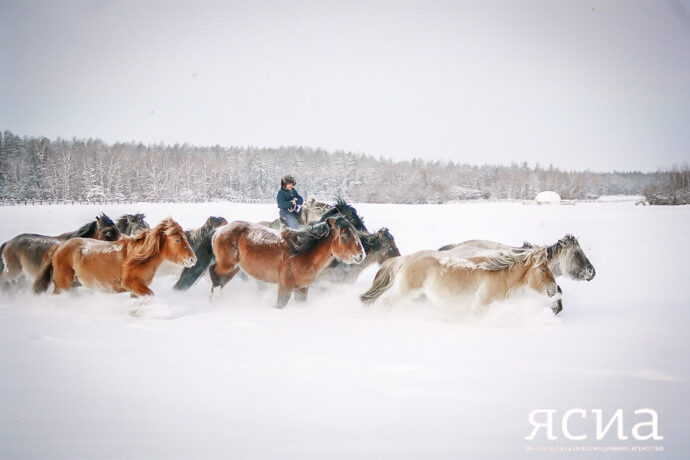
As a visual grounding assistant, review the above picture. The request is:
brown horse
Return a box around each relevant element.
[360,246,561,313]
[210,215,366,308]
[34,218,196,297]
[0,214,121,290]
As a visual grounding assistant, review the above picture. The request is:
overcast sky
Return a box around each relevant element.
[1,0,688,171]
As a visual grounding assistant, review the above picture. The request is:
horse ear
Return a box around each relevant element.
[561,234,575,244]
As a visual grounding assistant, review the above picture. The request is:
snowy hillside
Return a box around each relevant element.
[0,201,688,458]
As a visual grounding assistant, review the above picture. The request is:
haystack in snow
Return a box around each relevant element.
[535,191,561,204]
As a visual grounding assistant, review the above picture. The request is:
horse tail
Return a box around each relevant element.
[173,229,216,291]
[33,245,57,294]
[360,256,402,305]
[0,242,6,275]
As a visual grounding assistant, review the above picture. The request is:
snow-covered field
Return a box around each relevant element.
[0,201,688,459]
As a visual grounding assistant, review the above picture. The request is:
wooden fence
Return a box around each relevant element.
[0,198,271,206]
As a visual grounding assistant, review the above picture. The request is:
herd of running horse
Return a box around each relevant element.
[0,199,595,314]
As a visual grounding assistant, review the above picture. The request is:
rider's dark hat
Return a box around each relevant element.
[281,175,296,187]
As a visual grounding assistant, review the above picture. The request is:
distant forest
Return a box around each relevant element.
[0,130,676,204]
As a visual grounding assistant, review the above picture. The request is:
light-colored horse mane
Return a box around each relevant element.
[474,245,548,271]
[126,218,180,268]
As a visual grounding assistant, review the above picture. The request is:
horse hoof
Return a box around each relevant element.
[210,287,222,302]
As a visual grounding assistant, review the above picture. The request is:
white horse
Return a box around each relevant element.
[439,234,595,281]
[360,246,562,314]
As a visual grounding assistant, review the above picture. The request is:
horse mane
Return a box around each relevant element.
[60,213,115,239]
[125,218,178,269]
[282,220,333,255]
[547,234,579,259]
[474,246,548,271]
[66,220,98,238]
[319,198,367,232]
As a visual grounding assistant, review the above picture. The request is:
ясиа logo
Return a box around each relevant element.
[525,409,663,441]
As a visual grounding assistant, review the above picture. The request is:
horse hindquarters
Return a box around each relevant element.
[50,245,77,294]
[208,227,243,294]
[360,257,403,305]
[32,244,60,294]
[0,241,24,283]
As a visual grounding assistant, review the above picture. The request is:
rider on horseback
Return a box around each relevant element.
[277,175,304,229]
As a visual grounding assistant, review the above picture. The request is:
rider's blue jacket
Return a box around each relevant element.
[276,187,304,213]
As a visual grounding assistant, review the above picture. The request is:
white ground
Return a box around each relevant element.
[0,201,688,459]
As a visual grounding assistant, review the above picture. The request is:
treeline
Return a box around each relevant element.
[643,164,690,205]
[0,130,663,204]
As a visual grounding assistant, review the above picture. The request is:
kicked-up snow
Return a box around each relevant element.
[0,201,688,458]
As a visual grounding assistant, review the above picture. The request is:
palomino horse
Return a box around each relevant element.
[0,214,121,290]
[116,213,150,235]
[33,218,196,297]
[172,216,228,290]
[438,234,595,281]
[210,215,366,308]
[319,228,400,283]
[360,246,561,314]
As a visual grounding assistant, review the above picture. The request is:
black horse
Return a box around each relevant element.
[173,216,228,291]
[318,199,368,232]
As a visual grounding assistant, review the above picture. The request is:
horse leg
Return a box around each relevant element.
[52,264,75,295]
[209,263,239,298]
[551,285,563,315]
[294,286,309,303]
[275,285,293,309]
[124,277,154,297]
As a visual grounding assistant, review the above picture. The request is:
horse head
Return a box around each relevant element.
[549,234,595,281]
[525,248,559,298]
[158,218,197,268]
[358,227,400,264]
[327,216,366,264]
[376,228,400,261]
[117,213,150,236]
[204,216,228,232]
[95,213,121,241]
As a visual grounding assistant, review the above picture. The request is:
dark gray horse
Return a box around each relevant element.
[115,213,150,236]
[172,216,228,290]
[319,228,400,283]
[1,214,120,292]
